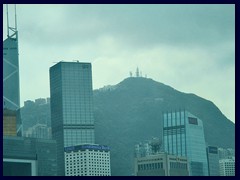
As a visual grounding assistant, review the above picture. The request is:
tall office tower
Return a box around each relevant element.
[206,146,220,176]
[3,5,22,136]
[163,110,208,176]
[50,61,95,175]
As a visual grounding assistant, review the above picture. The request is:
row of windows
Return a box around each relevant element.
[66,173,110,176]
[66,153,109,157]
[66,165,110,169]
[170,162,188,169]
[66,159,110,163]
[66,169,110,173]
[138,162,163,171]
[163,112,186,127]
[66,156,109,160]
[66,152,109,156]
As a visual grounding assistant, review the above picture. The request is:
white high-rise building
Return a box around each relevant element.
[219,157,235,176]
[64,144,111,176]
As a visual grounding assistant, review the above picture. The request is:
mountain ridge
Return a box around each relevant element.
[93,77,235,175]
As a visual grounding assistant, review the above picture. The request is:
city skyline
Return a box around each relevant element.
[2,4,235,123]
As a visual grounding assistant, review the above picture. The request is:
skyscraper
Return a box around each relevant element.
[163,110,208,176]
[206,146,220,176]
[3,4,22,136]
[50,61,95,175]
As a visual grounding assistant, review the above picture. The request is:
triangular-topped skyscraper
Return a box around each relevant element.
[3,4,22,136]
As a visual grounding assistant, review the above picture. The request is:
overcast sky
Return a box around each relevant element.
[3,4,235,123]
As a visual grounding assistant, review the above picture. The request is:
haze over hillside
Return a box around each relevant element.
[21,77,235,176]
[93,77,235,175]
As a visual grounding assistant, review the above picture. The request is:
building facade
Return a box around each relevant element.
[135,137,162,158]
[219,157,235,176]
[3,109,17,136]
[24,123,52,139]
[65,144,111,176]
[218,148,235,160]
[3,28,20,111]
[163,110,208,176]
[206,146,220,176]
[134,152,189,176]
[21,98,51,133]
[3,136,57,176]
[3,11,22,136]
[50,61,95,175]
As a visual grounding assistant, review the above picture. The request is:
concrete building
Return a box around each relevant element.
[22,98,51,133]
[3,136,57,176]
[218,148,235,160]
[50,62,95,175]
[163,110,208,176]
[134,152,189,176]
[64,144,111,176]
[206,146,220,176]
[219,157,235,176]
[35,98,47,105]
[24,123,52,139]
[135,137,162,158]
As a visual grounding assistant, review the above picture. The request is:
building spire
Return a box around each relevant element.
[5,4,18,39]
[15,4,17,30]
[6,4,9,37]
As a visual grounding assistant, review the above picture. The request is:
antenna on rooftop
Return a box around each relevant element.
[6,4,18,39]
[15,4,17,30]
[6,4,9,37]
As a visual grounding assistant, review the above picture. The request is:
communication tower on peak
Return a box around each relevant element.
[136,67,140,77]
[129,71,133,77]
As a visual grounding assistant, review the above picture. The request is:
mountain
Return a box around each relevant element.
[93,77,235,176]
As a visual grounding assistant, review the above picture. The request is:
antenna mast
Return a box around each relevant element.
[6,4,9,37]
[15,4,17,30]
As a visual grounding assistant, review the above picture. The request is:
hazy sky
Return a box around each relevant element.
[3,4,235,123]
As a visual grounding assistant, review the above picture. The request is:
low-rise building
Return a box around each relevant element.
[134,152,189,176]
[3,136,57,176]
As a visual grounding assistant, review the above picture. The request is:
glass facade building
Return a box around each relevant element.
[50,61,95,176]
[163,110,208,176]
[206,146,220,176]
[3,24,22,136]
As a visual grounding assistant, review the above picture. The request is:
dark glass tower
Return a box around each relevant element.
[50,61,95,176]
[3,4,22,136]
